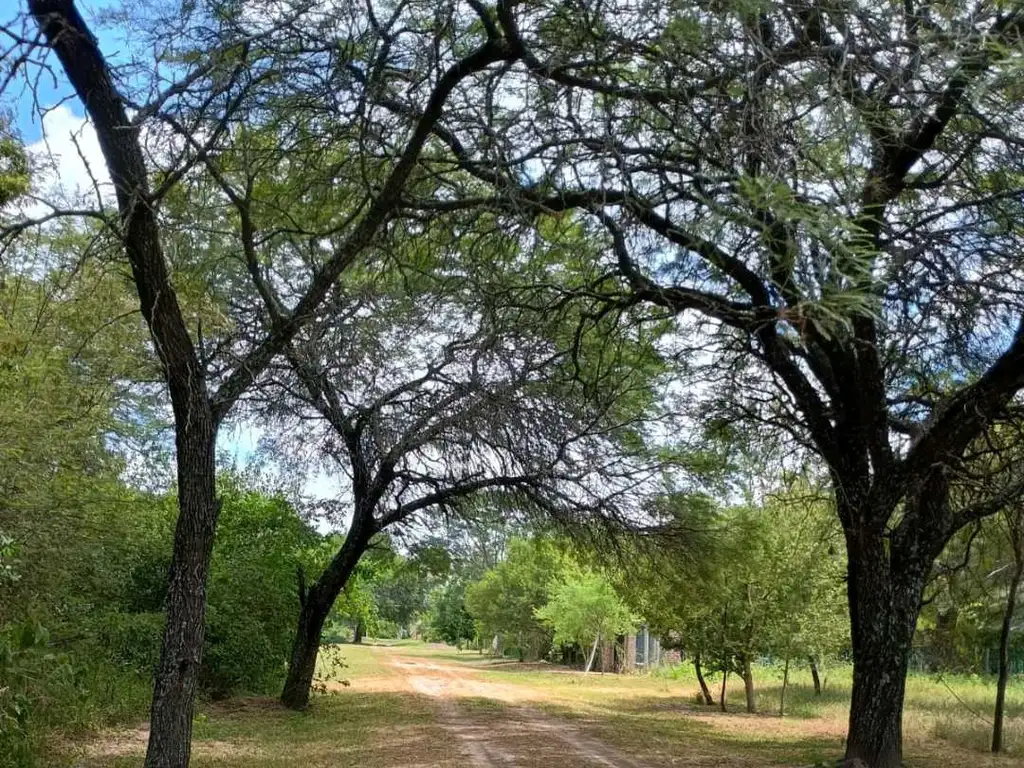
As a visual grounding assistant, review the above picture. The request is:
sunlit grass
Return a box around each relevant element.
[61,641,1024,767]
[57,643,459,768]
[403,643,1024,762]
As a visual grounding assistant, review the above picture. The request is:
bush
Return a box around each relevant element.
[83,480,319,699]
[1,476,320,766]
[200,482,319,696]
[0,622,54,768]
[0,621,152,768]
[90,611,164,674]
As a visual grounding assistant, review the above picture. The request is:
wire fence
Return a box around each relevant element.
[908,646,1024,675]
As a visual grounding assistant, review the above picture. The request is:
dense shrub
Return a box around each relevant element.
[0,621,152,768]
[1,477,319,766]
[201,482,319,696]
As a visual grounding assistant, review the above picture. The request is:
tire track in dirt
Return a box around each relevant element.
[391,654,649,768]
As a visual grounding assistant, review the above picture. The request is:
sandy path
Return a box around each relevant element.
[387,652,651,768]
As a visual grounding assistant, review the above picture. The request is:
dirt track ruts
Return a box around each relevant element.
[390,654,651,768]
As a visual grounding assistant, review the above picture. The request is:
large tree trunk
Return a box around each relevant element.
[280,594,332,710]
[741,654,756,713]
[992,536,1023,753]
[809,656,821,695]
[353,619,365,644]
[281,522,374,710]
[694,653,714,705]
[843,530,927,768]
[145,424,219,767]
[25,9,224,766]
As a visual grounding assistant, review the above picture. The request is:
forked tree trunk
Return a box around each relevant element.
[741,654,756,713]
[281,522,373,710]
[992,536,1024,753]
[694,653,714,705]
[843,530,927,768]
[809,656,821,695]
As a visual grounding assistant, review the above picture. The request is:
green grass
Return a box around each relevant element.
[54,644,459,768]
[70,693,456,768]
[53,642,1024,768]
[398,645,1024,764]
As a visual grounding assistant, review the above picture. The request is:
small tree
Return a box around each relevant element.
[464,538,564,660]
[536,569,637,673]
[993,506,1024,753]
[632,484,847,712]
[425,581,476,649]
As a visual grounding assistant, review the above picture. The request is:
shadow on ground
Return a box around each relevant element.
[63,692,461,768]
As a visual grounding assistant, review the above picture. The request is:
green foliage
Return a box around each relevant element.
[631,482,848,675]
[1,465,318,763]
[0,116,29,208]
[0,617,153,768]
[0,622,55,767]
[424,580,476,648]
[370,544,449,634]
[536,568,637,660]
[920,503,1024,672]
[465,538,565,660]
[321,537,448,641]
[201,480,320,696]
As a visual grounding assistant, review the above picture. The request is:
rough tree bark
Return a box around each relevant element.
[841,520,930,768]
[281,521,374,710]
[25,5,220,765]
[694,653,714,706]
[993,510,1024,753]
[740,654,756,714]
[809,656,821,696]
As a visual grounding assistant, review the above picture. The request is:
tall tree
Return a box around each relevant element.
[426,579,477,648]
[6,1,518,763]
[465,538,565,660]
[259,252,665,707]
[535,566,637,673]
[405,3,1024,764]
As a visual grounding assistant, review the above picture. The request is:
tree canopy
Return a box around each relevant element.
[3,1,1024,766]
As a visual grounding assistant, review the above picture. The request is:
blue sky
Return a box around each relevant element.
[10,0,347,515]
[12,0,128,142]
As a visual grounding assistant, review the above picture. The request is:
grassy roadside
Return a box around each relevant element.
[55,643,460,768]
[392,642,1024,766]
[54,641,1024,767]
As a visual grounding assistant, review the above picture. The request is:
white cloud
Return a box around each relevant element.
[23,105,112,215]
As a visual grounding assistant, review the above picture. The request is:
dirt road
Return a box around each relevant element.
[387,651,651,768]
